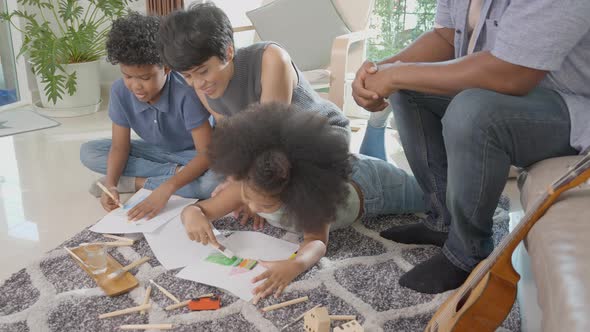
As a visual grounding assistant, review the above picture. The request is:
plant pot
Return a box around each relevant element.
[34,60,101,110]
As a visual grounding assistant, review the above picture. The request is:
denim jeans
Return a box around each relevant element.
[390,88,578,271]
[79,139,221,199]
[351,153,426,217]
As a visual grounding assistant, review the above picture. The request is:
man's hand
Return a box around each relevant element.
[100,187,121,212]
[251,260,304,299]
[352,61,389,112]
[181,205,220,246]
[127,185,174,221]
[365,62,401,99]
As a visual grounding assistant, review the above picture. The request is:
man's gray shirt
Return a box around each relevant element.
[436,0,590,153]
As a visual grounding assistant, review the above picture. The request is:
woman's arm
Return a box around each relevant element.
[259,44,298,104]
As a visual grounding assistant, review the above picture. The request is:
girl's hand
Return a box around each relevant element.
[181,205,219,246]
[251,260,304,299]
[100,187,120,212]
[237,205,266,231]
[127,185,173,221]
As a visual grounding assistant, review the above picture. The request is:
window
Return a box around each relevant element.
[367,0,437,61]
[0,0,30,110]
[0,0,19,107]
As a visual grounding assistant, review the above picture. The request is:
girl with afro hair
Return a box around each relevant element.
[181,103,425,300]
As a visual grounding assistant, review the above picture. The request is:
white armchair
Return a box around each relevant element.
[233,0,375,111]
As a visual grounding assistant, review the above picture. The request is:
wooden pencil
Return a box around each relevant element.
[96,181,124,209]
[140,286,151,315]
[330,315,356,321]
[119,323,173,330]
[99,303,151,319]
[262,296,309,312]
[103,234,135,244]
[64,247,86,267]
[165,299,190,311]
[150,279,180,303]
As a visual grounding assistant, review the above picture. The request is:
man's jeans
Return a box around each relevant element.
[80,139,220,199]
[389,87,578,271]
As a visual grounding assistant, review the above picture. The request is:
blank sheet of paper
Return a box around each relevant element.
[90,189,196,234]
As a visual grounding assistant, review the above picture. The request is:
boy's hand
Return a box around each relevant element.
[251,260,304,299]
[127,186,173,221]
[181,205,219,247]
[100,187,120,212]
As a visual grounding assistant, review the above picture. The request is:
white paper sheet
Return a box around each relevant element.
[90,189,196,234]
[144,216,221,270]
[176,231,299,301]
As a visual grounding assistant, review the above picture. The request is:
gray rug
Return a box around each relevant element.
[0,197,519,332]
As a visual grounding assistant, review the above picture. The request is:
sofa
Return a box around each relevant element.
[517,156,590,331]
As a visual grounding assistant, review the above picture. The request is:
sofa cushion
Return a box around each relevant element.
[520,156,590,332]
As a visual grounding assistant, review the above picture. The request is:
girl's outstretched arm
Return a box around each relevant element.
[181,181,243,246]
[251,223,329,300]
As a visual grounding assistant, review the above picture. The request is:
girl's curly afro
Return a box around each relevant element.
[209,103,352,232]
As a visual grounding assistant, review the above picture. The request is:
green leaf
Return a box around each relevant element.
[6,0,138,102]
[59,0,83,22]
[65,71,77,96]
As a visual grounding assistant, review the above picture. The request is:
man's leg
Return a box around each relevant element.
[380,91,453,246]
[400,88,578,294]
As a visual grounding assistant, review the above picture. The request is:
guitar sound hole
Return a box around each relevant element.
[456,288,473,312]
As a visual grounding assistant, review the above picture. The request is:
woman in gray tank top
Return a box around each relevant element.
[180,103,425,301]
[157,3,351,142]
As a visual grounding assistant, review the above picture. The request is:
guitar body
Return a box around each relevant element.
[425,154,590,332]
[425,258,520,332]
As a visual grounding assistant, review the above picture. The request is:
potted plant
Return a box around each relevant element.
[1,0,133,115]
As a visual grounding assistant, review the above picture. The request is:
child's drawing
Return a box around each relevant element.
[205,252,258,275]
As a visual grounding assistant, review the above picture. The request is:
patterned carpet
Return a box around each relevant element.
[0,197,520,332]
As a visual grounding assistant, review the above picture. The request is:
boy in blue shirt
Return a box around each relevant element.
[80,12,219,220]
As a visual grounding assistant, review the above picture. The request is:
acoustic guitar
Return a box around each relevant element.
[425,153,590,332]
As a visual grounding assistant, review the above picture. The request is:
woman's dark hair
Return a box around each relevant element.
[106,12,162,66]
[158,3,234,72]
[209,103,352,232]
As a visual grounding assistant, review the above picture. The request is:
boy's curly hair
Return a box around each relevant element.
[106,12,162,65]
[209,103,352,233]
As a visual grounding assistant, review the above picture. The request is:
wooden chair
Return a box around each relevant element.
[233,0,375,111]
